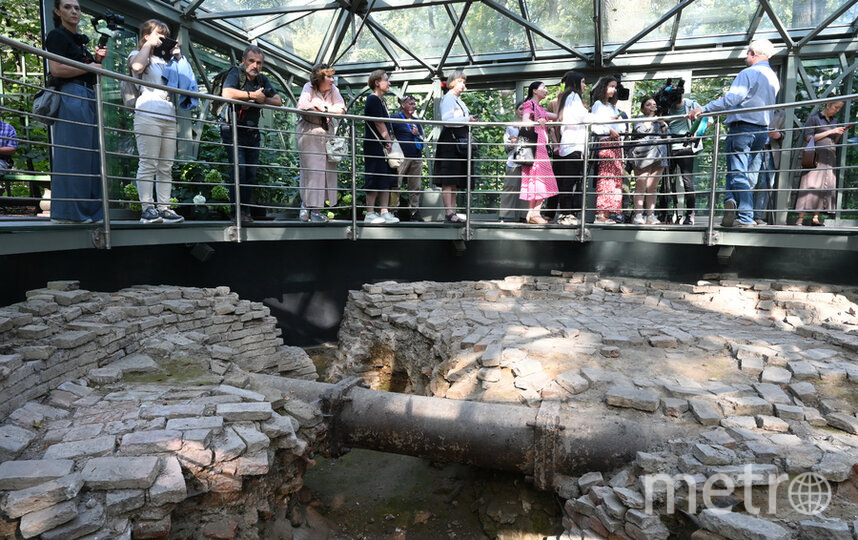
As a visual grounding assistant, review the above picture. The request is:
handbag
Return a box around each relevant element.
[119,65,141,109]
[801,136,818,169]
[32,85,61,125]
[512,127,538,167]
[384,141,405,168]
[325,118,348,163]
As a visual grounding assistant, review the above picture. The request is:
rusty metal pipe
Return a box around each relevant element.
[249,374,673,489]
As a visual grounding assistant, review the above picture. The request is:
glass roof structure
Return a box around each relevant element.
[84,0,858,87]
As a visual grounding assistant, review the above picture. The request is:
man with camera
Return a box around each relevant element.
[688,39,780,228]
[655,80,700,225]
[220,45,282,222]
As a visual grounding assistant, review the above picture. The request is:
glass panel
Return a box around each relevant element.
[460,1,530,54]
[758,0,858,30]
[262,10,335,62]
[675,0,756,36]
[603,0,677,44]
[337,23,393,64]
[371,6,466,59]
[526,0,594,48]
[201,0,313,13]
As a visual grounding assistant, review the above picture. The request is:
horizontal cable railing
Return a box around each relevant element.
[1,34,857,249]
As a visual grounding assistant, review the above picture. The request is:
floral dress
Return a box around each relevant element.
[519,100,559,201]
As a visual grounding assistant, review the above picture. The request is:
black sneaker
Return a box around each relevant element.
[721,199,736,227]
[410,211,426,222]
[159,208,185,223]
[140,207,163,224]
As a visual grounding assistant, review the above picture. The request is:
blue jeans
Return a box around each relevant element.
[753,151,776,221]
[725,123,768,225]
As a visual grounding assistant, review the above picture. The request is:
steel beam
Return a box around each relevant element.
[195,3,340,20]
[444,3,474,63]
[367,24,404,70]
[745,4,765,42]
[481,0,589,62]
[518,0,536,60]
[321,10,353,66]
[759,0,795,50]
[603,0,696,64]
[592,0,602,68]
[795,0,858,51]
[365,16,436,73]
[248,12,314,42]
[438,1,472,75]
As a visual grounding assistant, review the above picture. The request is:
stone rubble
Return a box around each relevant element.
[0,282,321,540]
[333,273,858,539]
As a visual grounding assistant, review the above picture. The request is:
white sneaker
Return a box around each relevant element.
[364,212,385,224]
[299,208,309,222]
[632,213,646,225]
[380,211,400,224]
[646,214,661,225]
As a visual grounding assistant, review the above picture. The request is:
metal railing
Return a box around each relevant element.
[1,34,857,250]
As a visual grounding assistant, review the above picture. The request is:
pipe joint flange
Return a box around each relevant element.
[532,400,563,491]
[320,376,366,457]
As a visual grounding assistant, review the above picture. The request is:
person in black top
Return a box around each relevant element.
[363,70,399,224]
[44,0,107,223]
[220,45,282,222]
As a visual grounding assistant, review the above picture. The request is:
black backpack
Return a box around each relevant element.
[209,66,246,120]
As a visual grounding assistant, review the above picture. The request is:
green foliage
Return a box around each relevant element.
[122,182,142,212]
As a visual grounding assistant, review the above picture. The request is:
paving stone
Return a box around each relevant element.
[647,335,677,348]
[19,500,78,539]
[213,384,266,402]
[106,489,146,514]
[0,459,75,490]
[479,343,502,367]
[812,452,856,483]
[260,412,298,440]
[81,456,162,489]
[140,403,205,419]
[754,415,789,432]
[701,428,737,448]
[166,416,224,432]
[132,516,171,539]
[148,456,186,506]
[0,424,37,458]
[720,416,758,430]
[39,502,105,540]
[760,366,792,384]
[706,464,781,486]
[698,509,789,540]
[88,367,122,384]
[803,407,827,426]
[739,356,765,376]
[213,427,247,463]
[118,430,182,455]
[825,413,858,434]
[746,441,779,461]
[605,386,660,412]
[555,370,589,394]
[692,444,736,466]
[752,383,792,405]
[62,423,104,443]
[1,473,84,518]
[578,471,604,493]
[580,368,626,387]
[787,361,818,380]
[689,399,722,426]
[798,519,852,540]
[773,403,804,421]
[662,398,688,417]
[110,354,159,374]
[234,450,270,475]
[231,424,270,453]
[43,436,115,460]
[613,487,645,509]
[57,381,94,397]
[215,402,273,421]
[787,381,817,404]
[719,396,773,417]
[51,330,97,348]
[511,358,543,377]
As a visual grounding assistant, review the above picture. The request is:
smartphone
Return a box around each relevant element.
[153,37,178,62]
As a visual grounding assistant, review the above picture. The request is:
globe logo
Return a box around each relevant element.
[788,472,832,515]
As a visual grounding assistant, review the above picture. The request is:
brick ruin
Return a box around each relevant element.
[333,273,858,539]
[0,282,320,539]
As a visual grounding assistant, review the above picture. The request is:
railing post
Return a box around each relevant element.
[94,75,111,249]
[230,103,242,241]
[465,125,472,241]
[579,125,590,243]
[705,119,722,246]
[350,118,357,240]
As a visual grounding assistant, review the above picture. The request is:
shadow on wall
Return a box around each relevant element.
[3,240,858,345]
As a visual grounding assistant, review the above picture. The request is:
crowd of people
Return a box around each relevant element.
[26,13,853,228]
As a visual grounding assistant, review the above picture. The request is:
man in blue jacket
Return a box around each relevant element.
[390,96,425,221]
[689,39,780,228]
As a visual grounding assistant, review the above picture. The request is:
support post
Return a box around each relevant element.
[94,75,111,249]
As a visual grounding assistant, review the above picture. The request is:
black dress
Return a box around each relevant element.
[363,93,396,190]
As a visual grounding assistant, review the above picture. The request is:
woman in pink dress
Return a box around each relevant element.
[519,81,559,224]
[590,76,624,224]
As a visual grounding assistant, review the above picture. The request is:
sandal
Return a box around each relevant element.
[811,218,824,227]
[526,214,548,224]
[445,212,462,223]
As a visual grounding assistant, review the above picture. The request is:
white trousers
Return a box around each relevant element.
[134,113,177,210]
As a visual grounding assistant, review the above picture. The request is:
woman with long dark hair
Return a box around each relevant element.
[518,81,558,224]
[555,71,588,225]
[44,0,107,223]
[795,100,847,226]
[630,95,668,224]
[590,76,624,224]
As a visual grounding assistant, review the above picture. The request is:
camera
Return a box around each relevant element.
[262,87,276,99]
[613,73,630,101]
[91,10,125,48]
[654,78,686,116]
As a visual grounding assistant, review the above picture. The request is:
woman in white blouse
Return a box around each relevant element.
[432,70,477,223]
[555,71,590,226]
